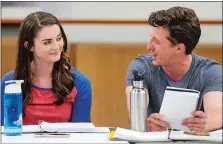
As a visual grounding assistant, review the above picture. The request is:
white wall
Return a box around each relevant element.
[62,24,222,44]
[1,2,222,44]
[70,2,222,20]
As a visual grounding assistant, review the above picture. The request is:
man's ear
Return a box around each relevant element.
[24,41,33,51]
[176,43,185,54]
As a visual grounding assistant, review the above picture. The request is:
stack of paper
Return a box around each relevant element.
[40,121,109,133]
[2,121,110,133]
[39,121,94,132]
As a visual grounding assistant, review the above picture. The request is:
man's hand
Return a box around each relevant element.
[147,113,171,132]
[182,111,208,132]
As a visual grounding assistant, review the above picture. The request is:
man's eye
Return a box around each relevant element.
[155,40,160,44]
[153,38,160,44]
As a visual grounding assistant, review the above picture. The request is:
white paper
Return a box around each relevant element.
[113,127,169,142]
[170,130,222,143]
[40,122,110,133]
[1,122,109,133]
[159,86,200,131]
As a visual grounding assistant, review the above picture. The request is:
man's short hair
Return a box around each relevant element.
[148,6,201,55]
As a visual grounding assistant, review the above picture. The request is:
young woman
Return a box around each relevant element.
[1,11,92,125]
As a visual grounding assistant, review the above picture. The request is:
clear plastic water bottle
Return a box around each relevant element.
[4,80,24,136]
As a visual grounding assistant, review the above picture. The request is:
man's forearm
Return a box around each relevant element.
[206,112,222,132]
[126,86,133,121]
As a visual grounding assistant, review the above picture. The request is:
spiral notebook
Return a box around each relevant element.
[159,86,201,131]
[109,127,222,143]
[1,121,110,133]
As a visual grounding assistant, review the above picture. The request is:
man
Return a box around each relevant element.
[126,6,222,132]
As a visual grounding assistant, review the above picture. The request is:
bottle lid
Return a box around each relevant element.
[5,80,24,84]
[132,70,146,81]
[4,80,24,94]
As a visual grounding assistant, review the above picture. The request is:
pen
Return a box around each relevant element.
[196,94,203,111]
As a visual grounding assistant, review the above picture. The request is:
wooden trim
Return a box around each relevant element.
[1,19,222,25]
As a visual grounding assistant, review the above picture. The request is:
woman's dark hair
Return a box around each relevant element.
[14,11,75,110]
[148,6,201,55]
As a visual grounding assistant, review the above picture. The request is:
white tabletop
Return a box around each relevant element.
[2,133,129,144]
[136,141,221,144]
[2,133,221,144]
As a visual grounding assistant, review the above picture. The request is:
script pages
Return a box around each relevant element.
[2,121,110,133]
[109,127,222,143]
[159,86,200,131]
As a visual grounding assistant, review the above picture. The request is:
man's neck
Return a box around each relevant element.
[162,54,192,82]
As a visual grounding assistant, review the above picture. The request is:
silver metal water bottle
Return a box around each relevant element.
[130,70,147,132]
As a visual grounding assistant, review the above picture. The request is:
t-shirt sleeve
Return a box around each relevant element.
[126,56,148,89]
[70,69,92,122]
[1,71,14,126]
[202,63,222,95]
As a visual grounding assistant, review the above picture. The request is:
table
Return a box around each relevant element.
[3,133,221,144]
[2,133,129,144]
[136,141,221,144]
[2,133,221,144]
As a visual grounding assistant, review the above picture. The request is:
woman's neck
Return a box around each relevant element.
[31,60,54,88]
[162,54,192,82]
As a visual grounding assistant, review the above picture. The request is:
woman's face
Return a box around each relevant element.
[31,24,64,64]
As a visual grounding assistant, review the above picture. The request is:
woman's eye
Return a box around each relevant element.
[57,37,62,41]
[44,40,51,45]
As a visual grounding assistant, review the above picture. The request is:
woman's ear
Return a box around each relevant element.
[24,41,28,49]
[24,41,33,51]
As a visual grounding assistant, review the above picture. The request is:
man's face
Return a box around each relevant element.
[146,26,178,66]
[31,24,64,64]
